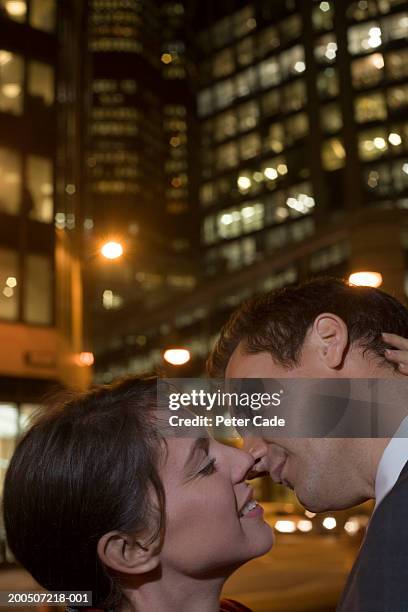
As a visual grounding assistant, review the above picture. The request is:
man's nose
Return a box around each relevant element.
[243,435,268,465]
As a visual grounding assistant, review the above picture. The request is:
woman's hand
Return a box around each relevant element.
[382,333,408,374]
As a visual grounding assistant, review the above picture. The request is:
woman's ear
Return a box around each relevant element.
[311,313,349,369]
[97,531,160,576]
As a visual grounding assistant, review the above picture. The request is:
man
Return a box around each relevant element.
[207,277,408,612]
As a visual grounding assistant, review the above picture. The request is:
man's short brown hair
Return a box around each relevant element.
[207,277,408,377]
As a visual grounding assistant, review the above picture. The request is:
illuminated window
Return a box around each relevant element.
[28,61,54,107]
[216,202,264,241]
[213,48,235,79]
[358,127,388,160]
[24,254,52,325]
[355,92,387,123]
[264,123,285,154]
[257,26,279,58]
[0,249,18,320]
[312,1,334,31]
[200,183,217,207]
[259,57,281,89]
[30,0,56,32]
[315,33,337,64]
[263,156,288,183]
[237,37,254,67]
[235,67,256,98]
[215,142,238,171]
[393,159,408,192]
[388,84,408,111]
[233,5,256,39]
[265,225,288,250]
[322,138,346,170]
[285,112,309,144]
[388,124,407,151]
[282,80,306,112]
[197,88,213,117]
[310,242,350,272]
[279,14,301,43]
[286,182,316,218]
[26,156,53,223]
[365,163,391,195]
[346,1,378,22]
[0,403,18,492]
[321,103,343,133]
[351,54,384,89]
[240,132,261,160]
[0,147,20,215]
[280,45,305,79]
[238,101,259,132]
[0,0,26,22]
[317,67,339,98]
[348,22,382,55]
[0,50,23,115]
[214,111,237,142]
[214,79,235,109]
[382,12,408,42]
[261,89,281,116]
[387,49,408,81]
[264,190,287,224]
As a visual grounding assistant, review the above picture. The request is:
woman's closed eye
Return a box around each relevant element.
[197,456,217,477]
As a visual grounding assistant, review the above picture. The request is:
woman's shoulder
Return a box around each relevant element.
[220,598,252,612]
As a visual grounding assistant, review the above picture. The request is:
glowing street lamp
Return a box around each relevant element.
[348,271,383,288]
[163,348,191,366]
[75,352,95,367]
[101,241,124,260]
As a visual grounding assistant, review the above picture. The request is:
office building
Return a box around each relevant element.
[0,0,90,491]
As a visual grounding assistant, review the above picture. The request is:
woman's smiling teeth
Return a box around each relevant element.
[239,500,258,517]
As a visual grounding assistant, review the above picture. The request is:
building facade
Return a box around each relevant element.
[0,0,90,495]
[84,0,200,360]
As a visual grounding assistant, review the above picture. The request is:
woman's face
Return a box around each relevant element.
[159,434,274,577]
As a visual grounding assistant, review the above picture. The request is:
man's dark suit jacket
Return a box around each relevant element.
[337,460,408,611]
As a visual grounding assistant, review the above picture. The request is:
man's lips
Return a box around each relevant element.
[270,455,288,483]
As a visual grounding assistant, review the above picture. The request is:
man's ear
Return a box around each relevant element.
[97,531,160,576]
[310,313,349,369]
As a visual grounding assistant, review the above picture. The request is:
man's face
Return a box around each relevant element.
[225,341,372,512]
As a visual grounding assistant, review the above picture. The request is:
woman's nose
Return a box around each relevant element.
[230,447,255,484]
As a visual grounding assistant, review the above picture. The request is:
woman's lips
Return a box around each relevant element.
[240,502,264,519]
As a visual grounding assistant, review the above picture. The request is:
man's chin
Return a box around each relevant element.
[296,492,331,513]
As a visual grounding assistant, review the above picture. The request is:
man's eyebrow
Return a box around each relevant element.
[184,437,209,469]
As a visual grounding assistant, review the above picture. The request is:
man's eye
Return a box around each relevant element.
[198,457,216,476]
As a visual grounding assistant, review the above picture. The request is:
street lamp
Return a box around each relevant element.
[74,352,95,367]
[348,271,383,288]
[100,241,124,260]
[163,348,191,366]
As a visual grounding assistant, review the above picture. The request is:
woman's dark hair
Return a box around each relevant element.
[3,376,165,610]
[207,277,408,376]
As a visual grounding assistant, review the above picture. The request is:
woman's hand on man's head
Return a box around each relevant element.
[383,333,408,374]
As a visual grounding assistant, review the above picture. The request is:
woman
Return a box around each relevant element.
[3,376,273,612]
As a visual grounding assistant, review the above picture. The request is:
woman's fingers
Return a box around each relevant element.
[382,333,408,373]
[382,332,408,351]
